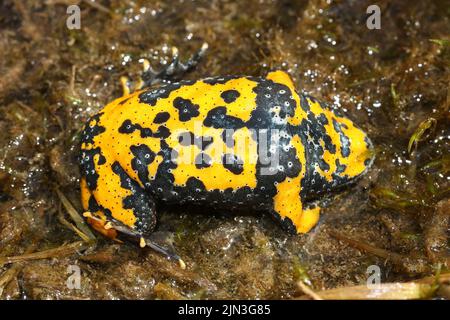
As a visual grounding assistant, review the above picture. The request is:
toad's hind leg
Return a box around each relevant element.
[81,163,184,265]
[110,161,158,238]
[80,153,157,242]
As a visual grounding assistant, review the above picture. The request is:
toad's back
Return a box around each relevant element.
[80,71,374,241]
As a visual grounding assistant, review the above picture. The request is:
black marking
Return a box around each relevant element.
[118,119,135,134]
[130,144,156,186]
[80,113,105,145]
[203,107,245,129]
[195,153,212,169]
[318,158,330,171]
[87,195,101,212]
[178,132,213,150]
[299,94,310,112]
[221,129,235,148]
[222,153,244,174]
[151,139,177,198]
[118,120,169,139]
[139,82,183,106]
[323,133,336,154]
[79,147,105,190]
[247,79,296,128]
[197,135,214,150]
[153,112,170,124]
[154,125,171,139]
[335,159,346,174]
[332,118,351,157]
[173,97,200,121]
[221,90,240,103]
[118,120,153,137]
[186,176,206,191]
[317,113,328,125]
[269,211,297,235]
[178,132,195,146]
[87,195,113,220]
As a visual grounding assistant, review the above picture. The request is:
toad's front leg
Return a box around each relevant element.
[270,175,321,234]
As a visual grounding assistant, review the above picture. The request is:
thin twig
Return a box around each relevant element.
[297,281,323,300]
[0,241,89,267]
[82,0,112,15]
[57,214,92,243]
[328,230,430,274]
[56,189,96,240]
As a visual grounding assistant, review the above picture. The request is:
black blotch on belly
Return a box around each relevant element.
[247,79,296,128]
[118,120,136,134]
[269,212,297,235]
[221,90,240,103]
[152,140,177,195]
[203,106,245,129]
[178,132,195,146]
[118,120,154,138]
[79,147,105,190]
[173,97,200,121]
[195,153,212,169]
[87,195,113,220]
[221,129,235,148]
[318,157,330,171]
[197,136,213,150]
[317,113,337,154]
[299,94,311,112]
[178,131,213,150]
[81,113,105,145]
[153,112,170,124]
[87,195,101,213]
[186,176,206,192]
[332,118,351,157]
[131,145,156,166]
[130,144,156,185]
[222,153,244,174]
[153,125,171,139]
[323,133,336,154]
[335,159,346,174]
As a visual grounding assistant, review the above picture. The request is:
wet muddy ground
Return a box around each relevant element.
[0,0,449,299]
